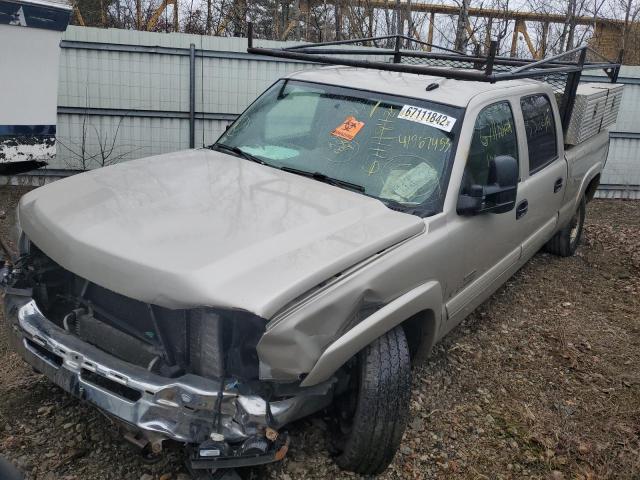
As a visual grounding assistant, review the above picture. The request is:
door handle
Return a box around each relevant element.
[554,178,563,193]
[516,199,528,219]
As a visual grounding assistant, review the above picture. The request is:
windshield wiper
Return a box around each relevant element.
[377,197,433,216]
[212,143,268,166]
[280,166,365,193]
[377,197,410,212]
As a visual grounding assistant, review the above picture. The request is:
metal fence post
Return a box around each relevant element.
[189,43,196,149]
[393,35,401,63]
[485,40,497,78]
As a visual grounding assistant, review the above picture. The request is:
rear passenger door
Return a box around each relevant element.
[516,94,567,259]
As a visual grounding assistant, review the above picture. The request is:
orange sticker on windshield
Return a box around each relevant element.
[331,116,365,141]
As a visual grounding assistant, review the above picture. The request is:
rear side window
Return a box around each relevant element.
[521,95,557,174]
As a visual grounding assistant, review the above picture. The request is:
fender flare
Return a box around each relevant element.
[300,281,442,387]
[575,163,602,209]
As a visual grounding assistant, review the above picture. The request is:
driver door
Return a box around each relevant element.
[445,100,524,325]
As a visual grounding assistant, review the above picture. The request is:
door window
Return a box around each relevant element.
[462,101,518,192]
[521,94,557,174]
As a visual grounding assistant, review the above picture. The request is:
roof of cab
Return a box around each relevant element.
[284,66,539,107]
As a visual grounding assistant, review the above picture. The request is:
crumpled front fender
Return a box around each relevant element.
[257,235,445,384]
[300,280,442,386]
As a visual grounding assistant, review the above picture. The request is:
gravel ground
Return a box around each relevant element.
[0,186,638,480]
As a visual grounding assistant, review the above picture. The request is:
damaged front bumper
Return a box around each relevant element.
[3,294,334,461]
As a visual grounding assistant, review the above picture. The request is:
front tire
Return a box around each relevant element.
[331,326,411,475]
[545,196,586,257]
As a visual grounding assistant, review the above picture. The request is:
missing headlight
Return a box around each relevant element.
[189,308,266,381]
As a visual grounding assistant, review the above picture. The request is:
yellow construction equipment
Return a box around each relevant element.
[146,0,178,31]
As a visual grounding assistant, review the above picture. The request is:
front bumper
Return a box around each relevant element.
[3,295,334,445]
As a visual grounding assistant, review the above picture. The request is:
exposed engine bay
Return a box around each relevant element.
[11,244,266,379]
[2,244,337,470]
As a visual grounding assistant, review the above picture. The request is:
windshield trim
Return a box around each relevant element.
[212,78,466,218]
[276,77,467,114]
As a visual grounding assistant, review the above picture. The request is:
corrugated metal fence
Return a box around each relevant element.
[54,27,315,170]
[52,27,639,198]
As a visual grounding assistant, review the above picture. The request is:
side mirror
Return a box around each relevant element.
[457,155,518,215]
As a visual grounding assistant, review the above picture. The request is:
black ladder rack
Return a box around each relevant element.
[246,23,621,134]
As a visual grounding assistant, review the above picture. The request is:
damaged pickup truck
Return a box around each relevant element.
[1,37,621,475]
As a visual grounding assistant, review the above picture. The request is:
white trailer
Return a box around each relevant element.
[0,0,71,175]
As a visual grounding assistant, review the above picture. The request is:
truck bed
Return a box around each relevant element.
[564,129,610,209]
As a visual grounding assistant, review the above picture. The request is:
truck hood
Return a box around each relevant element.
[19,149,425,318]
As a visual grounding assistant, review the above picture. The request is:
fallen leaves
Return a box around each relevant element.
[0,197,638,479]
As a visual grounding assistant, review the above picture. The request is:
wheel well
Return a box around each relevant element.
[585,174,600,203]
[400,309,437,364]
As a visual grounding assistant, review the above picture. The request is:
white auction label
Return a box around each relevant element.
[397,105,456,132]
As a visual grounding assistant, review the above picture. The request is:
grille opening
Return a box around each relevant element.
[24,246,263,381]
[26,339,63,367]
[81,369,142,402]
[28,244,189,373]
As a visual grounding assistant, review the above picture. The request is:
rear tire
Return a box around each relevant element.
[331,326,411,475]
[545,196,586,257]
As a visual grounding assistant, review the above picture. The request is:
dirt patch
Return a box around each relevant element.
[0,186,32,359]
[0,187,638,480]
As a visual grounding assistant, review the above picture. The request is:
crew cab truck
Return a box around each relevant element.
[1,37,621,475]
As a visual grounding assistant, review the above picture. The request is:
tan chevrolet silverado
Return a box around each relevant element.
[1,36,622,476]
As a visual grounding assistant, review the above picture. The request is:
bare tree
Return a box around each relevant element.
[454,0,470,51]
[620,0,640,57]
[58,116,139,170]
[74,0,634,64]
[57,88,140,170]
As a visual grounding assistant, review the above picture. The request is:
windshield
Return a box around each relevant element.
[214,79,463,216]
